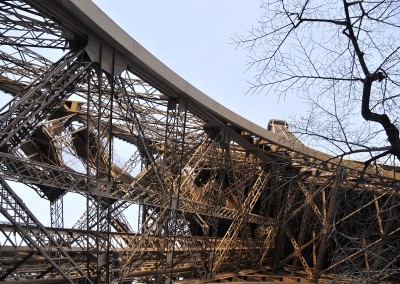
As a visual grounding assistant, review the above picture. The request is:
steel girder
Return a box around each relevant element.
[0,1,400,284]
[0,178,93,283]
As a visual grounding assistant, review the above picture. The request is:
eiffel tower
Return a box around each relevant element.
[0,1,400,283]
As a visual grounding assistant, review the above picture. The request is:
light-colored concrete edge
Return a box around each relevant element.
[54,0,398,179]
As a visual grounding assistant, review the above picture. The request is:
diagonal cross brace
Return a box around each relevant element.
[0,48,92,150]
[0,178,94,284]
[212,171,270,273]
[0,151,275,225]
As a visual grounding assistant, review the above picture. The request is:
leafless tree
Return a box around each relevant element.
[234,2,400,282]
[236,0,400,167]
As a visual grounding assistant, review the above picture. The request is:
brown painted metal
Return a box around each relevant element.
[0,1,400,283]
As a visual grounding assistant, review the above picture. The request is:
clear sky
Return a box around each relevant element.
[92,0,303,128]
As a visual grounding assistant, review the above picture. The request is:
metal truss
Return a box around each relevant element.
[50,196,64,228]
[0,0,71,49]
[1,1,400,283]
[0,178,93,283]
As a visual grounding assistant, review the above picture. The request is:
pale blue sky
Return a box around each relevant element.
[92,0,302,128]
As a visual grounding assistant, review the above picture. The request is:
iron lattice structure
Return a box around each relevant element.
[0,1,400,283]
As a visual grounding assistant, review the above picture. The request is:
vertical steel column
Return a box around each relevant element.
[314,171,340,280]
[205,137,228,278]
[154,98,177,283]
[167,101,188,283]
[106,49,116,283]
[50,196,64,228]
[85,70,92,279]
[95,43,103,283]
